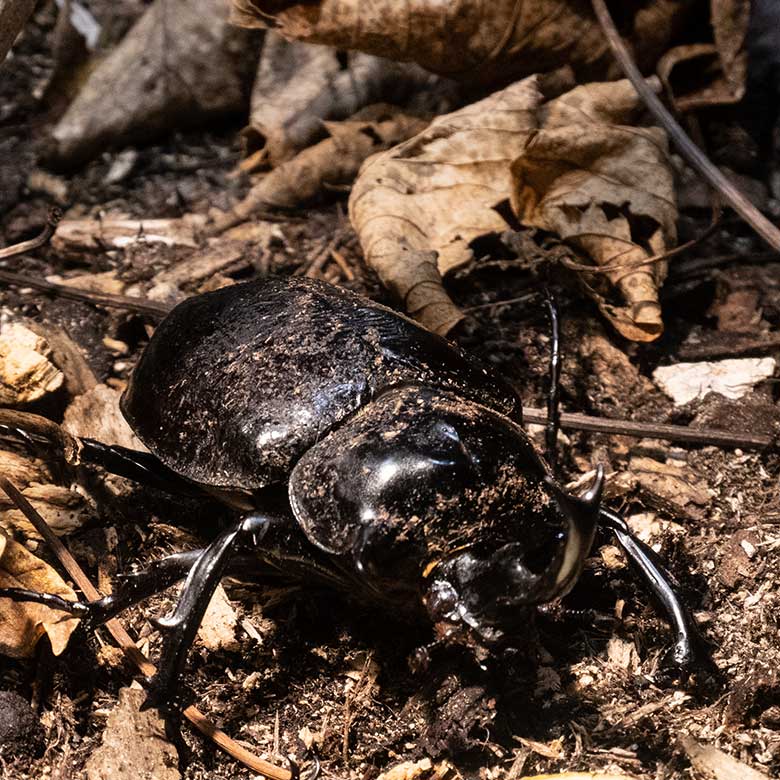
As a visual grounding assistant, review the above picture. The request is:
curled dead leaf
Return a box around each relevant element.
[244,32,439,170]
[511,79,676,341]
[349,77,542,334]
[657,1,749,111]
[0,533,79,658]
[232,0,690,85]
[211,104,428,234]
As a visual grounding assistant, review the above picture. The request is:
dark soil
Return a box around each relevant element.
[1,6,780,780]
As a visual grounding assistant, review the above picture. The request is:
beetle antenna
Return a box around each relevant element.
[543,288,562,473]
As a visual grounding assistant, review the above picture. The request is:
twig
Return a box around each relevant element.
[0,208,61,259]
[591,0,780,254]
[329,248,355,281]
[522,408,772,450]
[676,333,780,361]
[0,269,170,319]
[0,477,292,780]
[0,0,37,65]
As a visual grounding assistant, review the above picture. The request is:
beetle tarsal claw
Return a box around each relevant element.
[579,463,605,509]
[150,614,181,632]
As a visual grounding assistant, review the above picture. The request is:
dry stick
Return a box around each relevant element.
[0,0,37,65]
[522,407,772,450]
[0,208,61,260]
[591,0,780,254]
[0,269,171,319]
[0,477,292,780]
[0,212,168,318]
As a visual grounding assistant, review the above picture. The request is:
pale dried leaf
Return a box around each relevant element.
[211,104,428,234]
[0,533,78,657]
[511,79,676,342]
[606,636,640,672]
[245,32,439,169]
[0,321,64,405]
[349,77,542,334]
[50,0,260,165]
[232,0,689,85]
[627,457,711,521]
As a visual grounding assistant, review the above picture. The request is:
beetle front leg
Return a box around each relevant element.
[0,549,203,627]
[78,439,205,497]
[599,506,702,670]
[144,513,271,711]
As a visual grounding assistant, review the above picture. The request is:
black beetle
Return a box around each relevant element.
[0,275,697,711]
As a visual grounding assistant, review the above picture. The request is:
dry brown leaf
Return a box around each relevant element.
[511,79,676,342]
[210,104,429,235]
[349,77,543,334]
[0,533,79,658]
[244,32,440,170]
[232,0,690,85]
[626,455,710,521]
[49,0,260,166]
[657,1,748,111]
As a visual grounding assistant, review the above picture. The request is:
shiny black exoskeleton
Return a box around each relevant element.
[0,276,697,712]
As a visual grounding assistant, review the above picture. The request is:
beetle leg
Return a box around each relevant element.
[144,513,271,711]
[543,289,562,473]
[287,748,321,780]
[0,549,203,627]
[78,439,204,497]
[0,410,203,497]
[599,506,701,670]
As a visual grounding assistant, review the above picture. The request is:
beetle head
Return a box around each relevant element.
[422,466,604,644]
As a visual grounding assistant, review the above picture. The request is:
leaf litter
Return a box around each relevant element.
[1,1,780,778]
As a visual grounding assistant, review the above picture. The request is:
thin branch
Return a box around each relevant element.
[591,0,780,254]
[522,408,772,450]
[0,269,170,319]
[0,208,61,259]
[0,477,292,780]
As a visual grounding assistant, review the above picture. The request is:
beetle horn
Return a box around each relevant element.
[579,464,605,510]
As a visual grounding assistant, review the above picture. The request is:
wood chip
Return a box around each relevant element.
[85,687,180,780]
[653,358,776,406]
[63,383,145,450]
[0,321,64,405]
[681,735,771,780]
[197,583,239,652]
